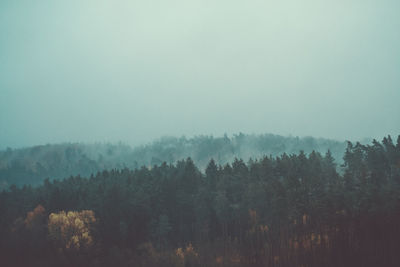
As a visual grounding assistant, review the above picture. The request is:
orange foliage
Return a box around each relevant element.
[48,210,96,250]
[259,224,269,233]
[175,247,184,260]
[184,243,198,256]
[174,243,199,266]
[175,243,198,259]
[24,204,45,229]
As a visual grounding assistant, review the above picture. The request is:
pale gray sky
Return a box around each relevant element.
[1,0,399,149]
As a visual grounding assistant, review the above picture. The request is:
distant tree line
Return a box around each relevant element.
[0,136,399,267]
[0,133,346,189]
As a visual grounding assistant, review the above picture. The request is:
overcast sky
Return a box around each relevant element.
[1,0,399,149]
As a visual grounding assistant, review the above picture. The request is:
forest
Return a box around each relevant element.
[0,133,346,189]
[0,135,399,267]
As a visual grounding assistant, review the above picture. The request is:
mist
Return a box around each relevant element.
[1,0,399,149]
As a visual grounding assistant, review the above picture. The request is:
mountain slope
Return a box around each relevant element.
[0,133,347,189]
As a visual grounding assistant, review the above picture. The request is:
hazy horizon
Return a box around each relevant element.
[0,132,374,151]
[1,0,399,149]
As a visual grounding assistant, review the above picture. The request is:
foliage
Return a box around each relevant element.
[0,134,346,189]
[0,135,399,266]
[48,210,96,250]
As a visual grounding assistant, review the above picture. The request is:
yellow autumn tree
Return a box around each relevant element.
[174,243,199,267]
[48,210,96,250]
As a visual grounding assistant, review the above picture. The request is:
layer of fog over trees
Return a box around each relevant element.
[0,133,352,189]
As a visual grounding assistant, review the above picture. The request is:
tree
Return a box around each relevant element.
[205,159,218,190]
[151,214,172,248]
[48,210,96,250]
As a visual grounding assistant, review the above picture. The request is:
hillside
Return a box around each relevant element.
[0,133,347,189]
[1,136,399,266]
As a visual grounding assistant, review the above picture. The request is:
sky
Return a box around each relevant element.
[1,0,399,149]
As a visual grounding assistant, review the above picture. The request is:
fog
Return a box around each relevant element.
[1,0,399,149]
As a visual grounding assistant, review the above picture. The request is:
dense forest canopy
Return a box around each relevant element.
[0,133,347,189]
[1,135,399,266]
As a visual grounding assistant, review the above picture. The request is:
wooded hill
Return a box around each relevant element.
[0,135,399,267]
[0,133,347,189]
